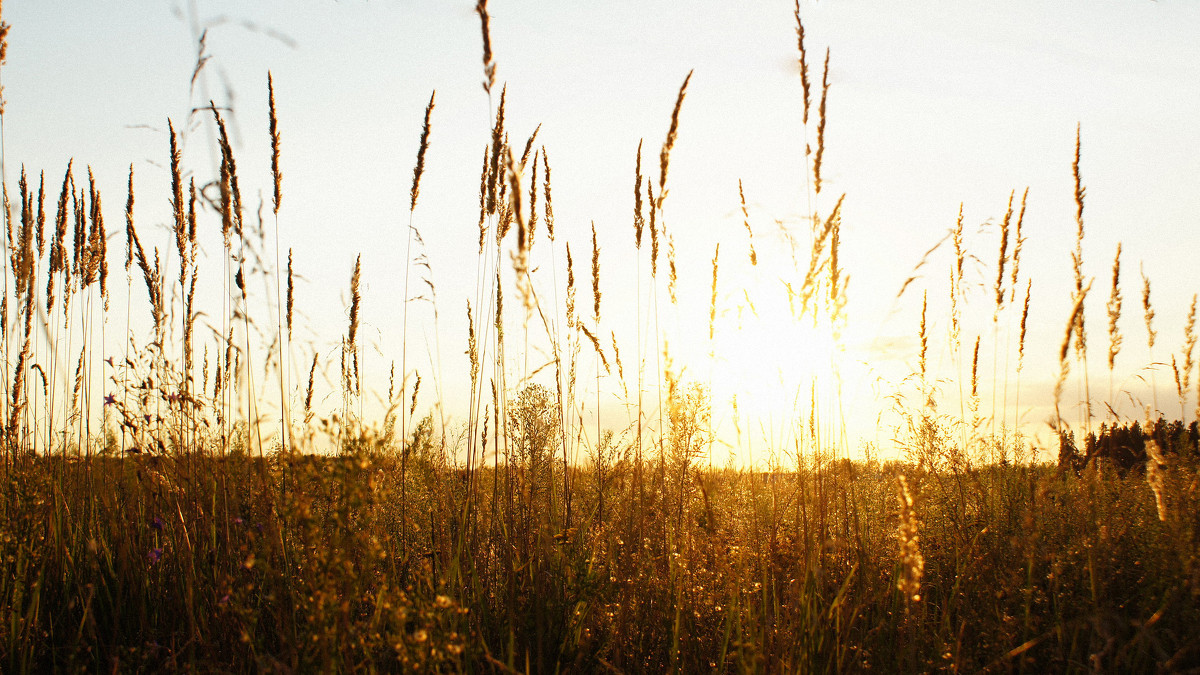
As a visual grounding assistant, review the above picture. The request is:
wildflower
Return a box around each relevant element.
[218,594,230,606]
[104,394,116,406]
[105,357,114,367]
[148,548,163,564]
[150,516,165,531]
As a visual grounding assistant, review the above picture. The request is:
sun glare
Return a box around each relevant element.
[701,239,847,453]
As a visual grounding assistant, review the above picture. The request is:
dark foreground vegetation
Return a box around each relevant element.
[2,422,1198,672]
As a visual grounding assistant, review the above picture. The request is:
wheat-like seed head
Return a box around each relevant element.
[304,353,317,422]
[1054,280,1092,422]
[348,254,360,369]
[494,271,504,344]
[94,187,108,308]
[739,179,756,266]
[813,48,830,194]
[71,179,84,283]
[1106,243,1122,371]
[953,203,964,289]
[519,124,540,169]
[709,243,720,341]
[0,0,9,67]
[1182,295,1196,394]
[35,171,45,259]
[971,335,980,399]
[201,346,210,399]
[829,208,841,313]
[187,177,197,261]
[1009,187,1028,303]
[410,90,436,213]
[466,300,479,385]
[667,235,678,305]
[1172,354,1183,402]
[794,0,810,126]
[796,194,845,320]
[994,190,1014,314]
[122,165,133,274]
[481,391,491,455]
[528,148,538,250]
[1018,279,1031,371]
[541,147,554,241]
[13,169,33,301]
[506,147,532,311]
[565,243,576,331]
[648,180,658,276]
[477,146,489,253]
[85,170,102,290]
[1070,127,1089,359]
[947,267,960,354]
[919,291,928,382]
[1073,125,1086,267]
[591,222,601,323]
[286,248,294,342]
[212,105,242,246]
[410,372,421,417]
[580,324,609,373]
[658,70,693,211]
[475,0,495,95]
[183,270,196,377]
[633,140,644,249]
[487,87,507,216]
[611,331,625,394]
[1141,265,1156,350]
[268,72,282,215]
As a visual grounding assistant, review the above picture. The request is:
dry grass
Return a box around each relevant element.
[0,5,1197,674]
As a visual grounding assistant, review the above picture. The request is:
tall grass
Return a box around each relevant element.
[0,3,1198,673]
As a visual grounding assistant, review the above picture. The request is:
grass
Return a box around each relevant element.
[1,2,1199,673]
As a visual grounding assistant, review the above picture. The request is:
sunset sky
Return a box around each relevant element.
[4,1,1199,461]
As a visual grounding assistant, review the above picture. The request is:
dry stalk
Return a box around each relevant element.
[739,179,756,266]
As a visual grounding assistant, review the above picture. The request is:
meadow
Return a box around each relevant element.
[1,2,1198,673]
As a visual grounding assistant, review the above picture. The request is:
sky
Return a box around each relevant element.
[3,0,1199,462]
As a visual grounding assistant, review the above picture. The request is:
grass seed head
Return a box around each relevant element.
[410,90,435,213]
[1106,243,1122,371]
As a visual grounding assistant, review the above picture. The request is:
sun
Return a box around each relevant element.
[704,259,846,445]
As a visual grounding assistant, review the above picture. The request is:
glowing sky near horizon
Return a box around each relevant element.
[4,0,1199,461]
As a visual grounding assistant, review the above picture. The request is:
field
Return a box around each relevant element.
[1,2,1199,673]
